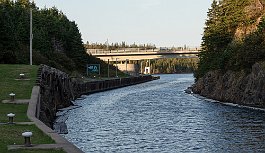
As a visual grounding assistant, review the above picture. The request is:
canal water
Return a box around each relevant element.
[62,74,265,153]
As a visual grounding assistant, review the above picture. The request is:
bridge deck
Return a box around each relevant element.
[87,49,200,56]
[87,49,200,61]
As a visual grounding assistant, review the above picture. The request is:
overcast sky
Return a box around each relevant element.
[34,0,212,47]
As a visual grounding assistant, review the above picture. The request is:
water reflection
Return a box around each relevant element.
[63,74,265,153]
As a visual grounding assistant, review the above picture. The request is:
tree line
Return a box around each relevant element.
[196,0,265,79]
[139,58,198,74]
[85,41,156,50]
[0,0,120,76]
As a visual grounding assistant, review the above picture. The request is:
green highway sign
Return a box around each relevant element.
[87,64,100,75]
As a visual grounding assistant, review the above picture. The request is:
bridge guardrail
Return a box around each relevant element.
[87,48,200,55]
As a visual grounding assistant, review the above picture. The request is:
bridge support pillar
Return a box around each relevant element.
[116,63,139,76]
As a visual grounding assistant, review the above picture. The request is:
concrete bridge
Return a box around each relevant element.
[87,48,200,75]
[87,48,200,61]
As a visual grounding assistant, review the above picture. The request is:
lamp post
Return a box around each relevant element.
[140,60,143,75]
[29,6,33,65]
[116,58,119,77]
[106,39,109,50]
[125,59,128,74]
[107,59,110,78]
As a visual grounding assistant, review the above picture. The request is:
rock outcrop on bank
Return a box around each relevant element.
[192,62,265,108]
[36,65,155,128]
[37,65,75,128]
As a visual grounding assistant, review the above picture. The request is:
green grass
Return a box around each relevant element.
[0,103,29,122]
[0,64,39,101]
[0,124,55,146]
[9,149,65,153]
[0,124,64,153]
[0,64,66,153]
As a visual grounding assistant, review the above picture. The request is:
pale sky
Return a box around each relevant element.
[33,0,212,47]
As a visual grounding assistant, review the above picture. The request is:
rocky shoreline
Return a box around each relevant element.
[54,104,82,134]
[192,62,265,108]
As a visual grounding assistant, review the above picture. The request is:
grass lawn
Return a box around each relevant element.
[0,103,29,122]
[0,124,66,153]
[0,64,66,153]
[9,149,65,153]
[0,64,39,101]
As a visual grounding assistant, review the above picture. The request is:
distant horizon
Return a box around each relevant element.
[34,0,212,48]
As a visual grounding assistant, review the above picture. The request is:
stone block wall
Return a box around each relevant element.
[36,65,154,128]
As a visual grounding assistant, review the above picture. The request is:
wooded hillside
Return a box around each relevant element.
[0,0,117,76]
[196,0,265,78]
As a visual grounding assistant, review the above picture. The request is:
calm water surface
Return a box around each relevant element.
[63,74,265,153]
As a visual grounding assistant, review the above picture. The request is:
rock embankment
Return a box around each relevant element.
[36,65,155,128]
[37,65,75,128]
[192,62,265,108]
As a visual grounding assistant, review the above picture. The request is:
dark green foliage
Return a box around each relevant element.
[0,0,116,76]
[234,19,265,70]
[139,58,198,74]
[195,0,265,79]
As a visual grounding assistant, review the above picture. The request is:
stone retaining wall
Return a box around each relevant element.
[27,86,84,153]
[36,65,154,128]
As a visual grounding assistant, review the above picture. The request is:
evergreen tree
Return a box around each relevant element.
[195,0,260,79]
[0,0,119,76]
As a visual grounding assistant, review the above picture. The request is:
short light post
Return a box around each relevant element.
[22,131,33,147]
[9,93,15,101]
[19,73,25,79]
[7,113,15,124]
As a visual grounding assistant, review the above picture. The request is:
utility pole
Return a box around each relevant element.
[140,61,143,75]
[125,59,128,74]
[116,58,118,77]
[106,39,109,50]
[108,59,110,78]
[30,8,33,65]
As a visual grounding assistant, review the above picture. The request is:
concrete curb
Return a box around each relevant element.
[14,122,35,125]
[2,99,29,104]
[27,86,84,153]
[8,144,65,150]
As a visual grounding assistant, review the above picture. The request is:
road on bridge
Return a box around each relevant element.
[87,48,200,61]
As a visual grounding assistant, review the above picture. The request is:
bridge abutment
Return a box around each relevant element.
[117,63,140,76]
